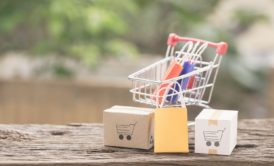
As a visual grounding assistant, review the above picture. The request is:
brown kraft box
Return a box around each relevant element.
[103,105,154,149]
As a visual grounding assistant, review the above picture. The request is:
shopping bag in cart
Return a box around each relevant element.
[167,42,208,103]
[155,42,193,104]
[179,42,208,90]
[154,86,189,153]
[153,61,182,104]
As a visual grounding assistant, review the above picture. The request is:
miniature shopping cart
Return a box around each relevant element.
[203,129,225,147]
[116,122,137,141]
[128,33,228,108]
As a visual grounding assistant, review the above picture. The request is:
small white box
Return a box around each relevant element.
[195,109,238,155]
[103,105,154,149]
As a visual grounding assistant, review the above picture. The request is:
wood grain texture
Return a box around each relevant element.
[0,119,273,166]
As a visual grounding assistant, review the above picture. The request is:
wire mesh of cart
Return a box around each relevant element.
[128,33,228,108]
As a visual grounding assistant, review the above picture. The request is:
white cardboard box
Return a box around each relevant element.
[103,105,154,149]
[195,109,238,155]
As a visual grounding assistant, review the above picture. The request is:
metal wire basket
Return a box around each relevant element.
[128,33,228,108]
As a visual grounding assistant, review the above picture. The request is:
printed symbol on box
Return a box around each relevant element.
[203,128,225,147]
[116,122,137,141]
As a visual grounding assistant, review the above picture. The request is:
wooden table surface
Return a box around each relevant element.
[0,119,273,166]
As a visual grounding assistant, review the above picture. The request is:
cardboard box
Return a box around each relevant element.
[154,107,189,153]
[195,109,238,155]
[103,105,154,149]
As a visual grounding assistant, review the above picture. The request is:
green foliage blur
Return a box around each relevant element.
[0,0,271,117]
[0,0,220,67]
[0,0,268,90]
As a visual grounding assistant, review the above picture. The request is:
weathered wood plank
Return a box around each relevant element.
[0,119,273,166]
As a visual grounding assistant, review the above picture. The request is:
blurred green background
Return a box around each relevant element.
[0,0,273,123]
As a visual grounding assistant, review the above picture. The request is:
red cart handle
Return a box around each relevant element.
[167,33,228,55]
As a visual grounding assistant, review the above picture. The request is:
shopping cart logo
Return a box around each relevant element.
[203,128,225,147]
[116,122,137,141]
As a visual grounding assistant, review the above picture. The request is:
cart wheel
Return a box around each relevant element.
[127,135,131,140]
[214,142,220,147]
[119,134,123,140]
[206,141,211,146]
